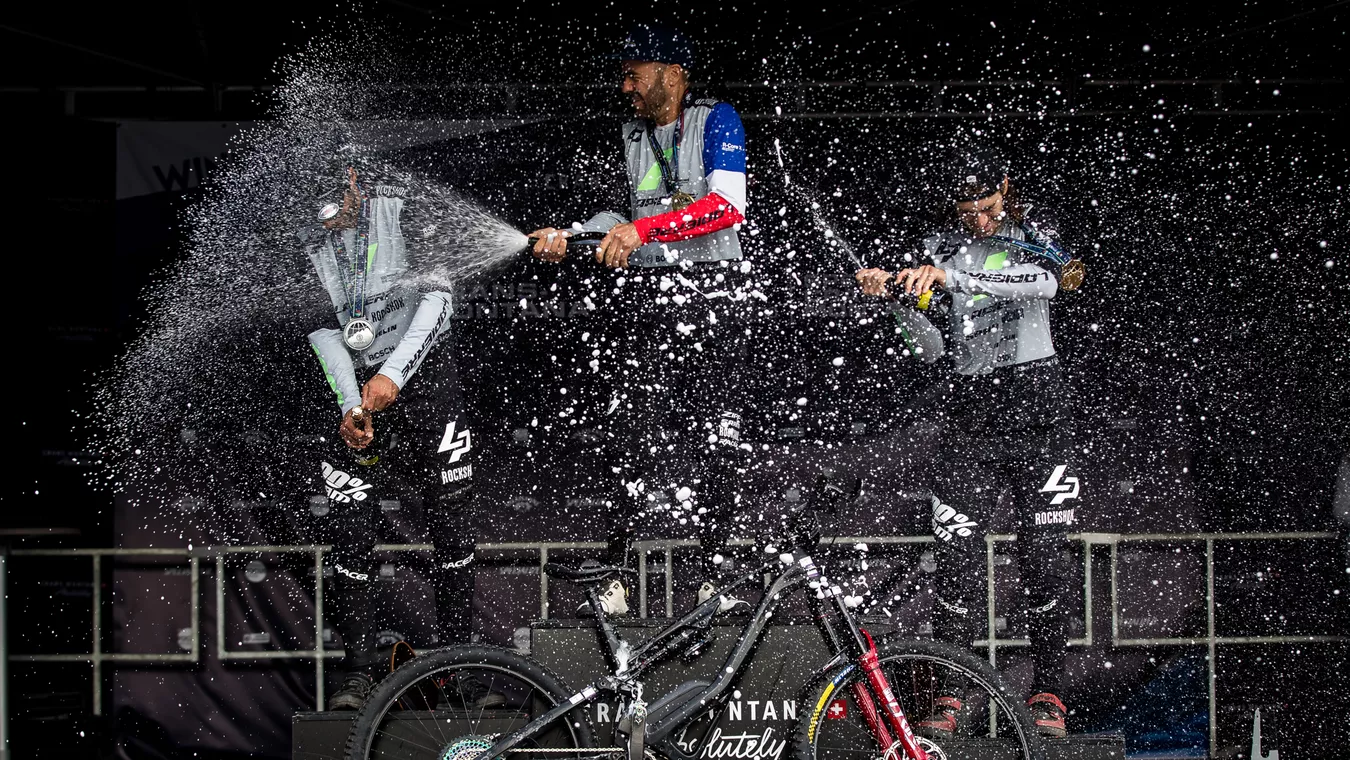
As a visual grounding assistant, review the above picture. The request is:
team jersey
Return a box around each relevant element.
[923,206,1070,376]
[620,97,747,267]
[296,184,454,415]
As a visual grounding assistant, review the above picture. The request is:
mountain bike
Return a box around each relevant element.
[343,469,1044,760]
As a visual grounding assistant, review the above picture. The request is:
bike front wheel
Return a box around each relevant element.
[344,644,597,760]
[793,638,1044,760]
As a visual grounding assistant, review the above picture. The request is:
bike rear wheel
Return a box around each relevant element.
[794,638,1044,760]
[344,644,597,760]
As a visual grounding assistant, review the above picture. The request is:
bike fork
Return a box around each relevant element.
[853,630,927,760]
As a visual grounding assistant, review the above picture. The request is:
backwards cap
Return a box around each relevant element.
[949,147,1008,202]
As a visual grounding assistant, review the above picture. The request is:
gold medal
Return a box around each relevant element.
[671,191,695,211]
[1060,258,1086,291]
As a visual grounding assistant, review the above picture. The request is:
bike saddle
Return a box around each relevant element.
[543,562,637,584]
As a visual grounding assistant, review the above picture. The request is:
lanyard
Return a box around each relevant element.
[332,185,376,319]
[645,109,686,196]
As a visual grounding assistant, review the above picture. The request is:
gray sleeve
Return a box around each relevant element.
[577,211,631,234]
[946,264,1059,300]
[308,328,362,415]
[376,291,454,388]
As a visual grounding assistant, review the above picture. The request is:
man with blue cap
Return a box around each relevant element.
[527,21,755,618]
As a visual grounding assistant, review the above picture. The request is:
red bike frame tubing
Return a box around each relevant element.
[857,629,927,760]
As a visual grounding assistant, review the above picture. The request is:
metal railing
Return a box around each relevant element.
[1,530,1343,758]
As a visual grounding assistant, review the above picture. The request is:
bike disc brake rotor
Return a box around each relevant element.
[439,735,495,760]
[913,737,948,760]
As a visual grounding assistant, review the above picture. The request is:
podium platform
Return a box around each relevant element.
[294,619,1126,760]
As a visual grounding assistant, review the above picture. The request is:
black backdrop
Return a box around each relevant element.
[5,101,1350,758]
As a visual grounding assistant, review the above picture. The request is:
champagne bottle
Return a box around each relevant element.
[885,282,949,312]
[350,406,381,466]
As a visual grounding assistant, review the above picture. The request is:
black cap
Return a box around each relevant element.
[948,147,1007,202]
[618,22,695,69]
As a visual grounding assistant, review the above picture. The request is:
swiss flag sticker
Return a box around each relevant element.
[826,699,848,720]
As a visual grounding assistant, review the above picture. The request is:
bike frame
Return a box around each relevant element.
[479,545,929,760]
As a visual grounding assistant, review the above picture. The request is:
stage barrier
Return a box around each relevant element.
[1,531,1343,758]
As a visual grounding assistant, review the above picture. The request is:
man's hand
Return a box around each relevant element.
[855,268,895,297]
[340,408,374,449]
[895,265,948,296]
[361,374,400,412]
[597,223,643,269]
[528,228,570,263]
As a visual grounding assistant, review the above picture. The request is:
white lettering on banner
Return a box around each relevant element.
[115,121,252,199]
[1040,464,1080,505]
[588,696,810,760]
[601,699,796,726]
[697,728,788,760]
[724,700,796,722]
[438,421,473,463]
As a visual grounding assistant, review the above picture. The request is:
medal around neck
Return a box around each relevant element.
[1060,258,1086,291]
[343,318,376,351]
[670,191,695,211]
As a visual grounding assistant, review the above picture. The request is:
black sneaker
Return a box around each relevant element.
[1027,692,1068,738]
[915,695,964,740]
[446,670,509,710]
[327,671,373,711]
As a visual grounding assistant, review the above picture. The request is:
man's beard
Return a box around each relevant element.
[634,78,671,120]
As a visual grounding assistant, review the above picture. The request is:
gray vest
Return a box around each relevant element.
[927,216,1058,375]
[623,98,743,268]
[308,186,418,367]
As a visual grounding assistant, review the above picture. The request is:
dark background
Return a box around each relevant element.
[1,1,1348,759]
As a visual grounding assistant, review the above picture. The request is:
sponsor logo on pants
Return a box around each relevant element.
[321,461,372,503]
[1039,464,1080,505]
[438,420,472,463]
[1034,508,1077,526]
[333,562,371,582]
[932,497,978,542]
[441,463,473,485]
[440,554,474,570]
